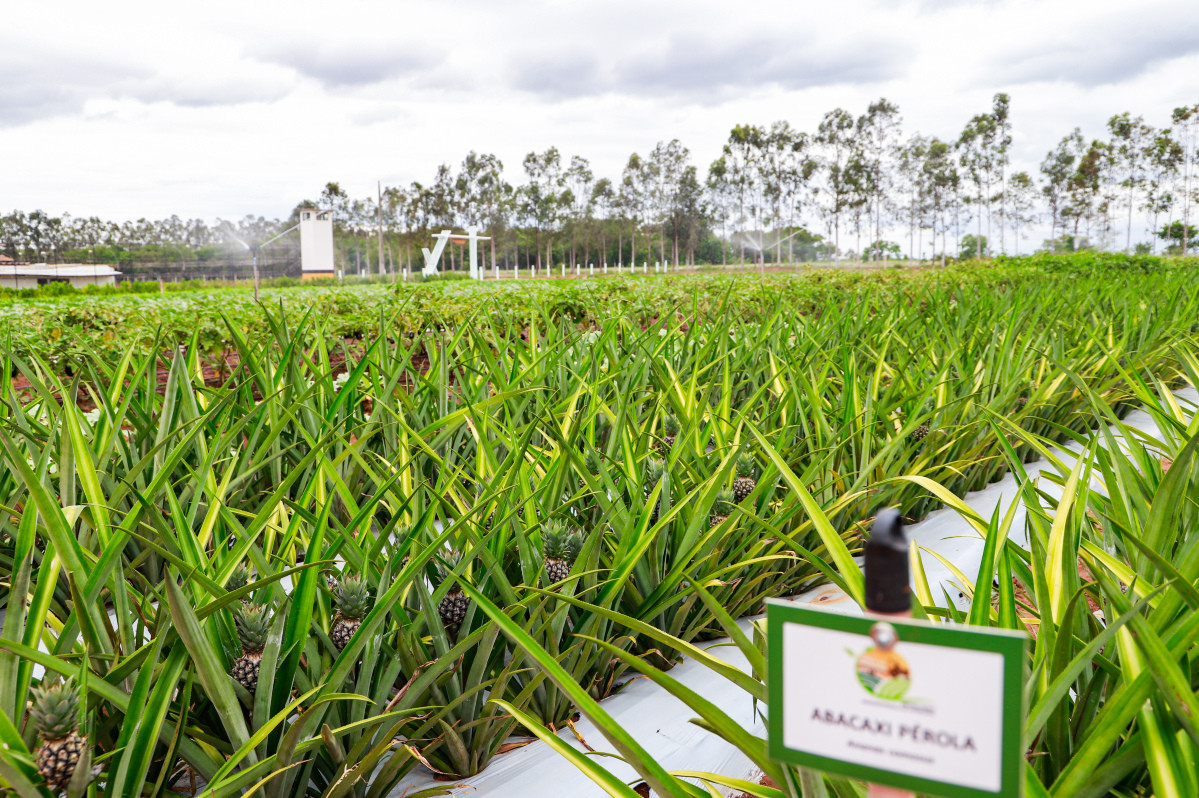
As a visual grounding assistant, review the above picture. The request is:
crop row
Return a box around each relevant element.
[0,261,1197,796]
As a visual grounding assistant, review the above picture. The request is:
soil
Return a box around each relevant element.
[731,773,779,798]
[10,342,430,412]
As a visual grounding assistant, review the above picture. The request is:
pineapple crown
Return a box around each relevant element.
[332,574,372,620]
[715,488,736,512]
[735,454,757,479]
[435,552,466,588]
[234,601,272,655]
[542,521,583,564]
[644,458,666,488]
[226,564,253,594]
[30,679,81,740]
[663,414,680,436]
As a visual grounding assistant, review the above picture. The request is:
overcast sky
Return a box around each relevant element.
[3,0,1198,229]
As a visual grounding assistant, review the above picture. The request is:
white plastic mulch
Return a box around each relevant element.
[389,386,1199,797]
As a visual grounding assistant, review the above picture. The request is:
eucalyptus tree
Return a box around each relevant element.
[476,160,512,272]
[957,110,998,259]
[723,124,766,264]
[1065,140,1107,247]
[589,177,615,266]
[668,164,706,266]
[645,139,690,265]
[563,155,594,268]
[897,134,931,263]
[1143,129,1184,252]
[855,98,902,261]
[1171,104,1198,255]
[705,156,733,266]
[815,108,857,264]
[991,93,1012,252]
[619,152,646,267]
[1105,114,1153,252]
[758,120,809,264]
[521,147,564,270]
[381,185,413,272]
[921,137,958,266]
[1005,171,1039,255]
[1040,129,1084,245]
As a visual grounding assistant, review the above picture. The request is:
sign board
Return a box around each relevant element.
[767,601,1026,798]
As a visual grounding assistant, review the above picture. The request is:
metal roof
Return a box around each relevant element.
[0,263,121,277]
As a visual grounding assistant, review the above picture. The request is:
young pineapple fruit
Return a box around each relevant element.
[910,423,931,443]
[231,602,271,694]
[660,414,680,451]
[437,555,471,634]
[331,574,372,652]
[710,488,735,528]
[643,457,666,525]
[732,455,758,503]
[542,521,583,585]
[32,680,86,793]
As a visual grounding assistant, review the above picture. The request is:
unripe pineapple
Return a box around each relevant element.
[1014,395,1028,411]
[910,423,931,443]
[542,521,583,585]
[231,602,271,693]
[32,680,86,793]
[710,488,735,528]
[331,574,372,652]
[436,554,471,634]
[732,455,757,503]
[660,415,680,451]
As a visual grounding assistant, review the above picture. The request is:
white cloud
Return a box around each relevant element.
[1,0,1197,244]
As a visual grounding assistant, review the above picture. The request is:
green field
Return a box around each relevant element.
[3,253,1199,796]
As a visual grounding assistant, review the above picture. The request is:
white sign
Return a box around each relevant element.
[783,624,1003,791]
[767,603,1025,798]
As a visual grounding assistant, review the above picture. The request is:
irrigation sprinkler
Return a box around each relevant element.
[863,508,913,798]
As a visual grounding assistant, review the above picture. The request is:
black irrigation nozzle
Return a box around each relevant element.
[864,507,911,614]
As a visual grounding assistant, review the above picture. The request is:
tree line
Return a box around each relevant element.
[3,94,1197,273]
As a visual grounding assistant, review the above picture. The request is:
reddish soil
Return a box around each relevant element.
[10,343,431,412]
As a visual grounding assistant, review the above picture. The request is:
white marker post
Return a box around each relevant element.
[863,510,914,798]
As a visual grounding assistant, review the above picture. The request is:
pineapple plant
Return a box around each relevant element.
[542,521,583,585]
[710,488,735,528]
[31,680,86,793]
[732,455,758,503]
[231,601,271,694]
[331,574,372,652]
[436,555,471,634]
[660,414,680,451]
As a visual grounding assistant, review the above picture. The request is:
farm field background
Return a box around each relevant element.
[3,252,1199,797]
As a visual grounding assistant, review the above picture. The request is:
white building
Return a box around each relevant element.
[0,263,120,290]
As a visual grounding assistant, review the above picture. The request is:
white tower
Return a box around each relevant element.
[299,209,335,279]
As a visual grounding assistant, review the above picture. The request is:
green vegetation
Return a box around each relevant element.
[0,254,1196,796]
